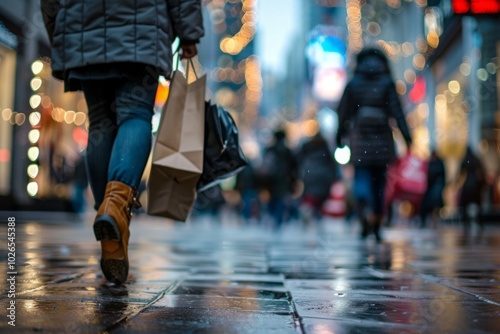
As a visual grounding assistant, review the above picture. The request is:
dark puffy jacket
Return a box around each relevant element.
[260,140,298,197]
[336,48,411,166]
[41,0,204,80]
[298,134,337,199]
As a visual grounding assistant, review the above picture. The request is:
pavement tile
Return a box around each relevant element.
[114,307,299,333]
[0,299,146,333]
[301,317,425,334]
[153,294,293,313]
[172,283,289,300]
[184,273,286,289]
[14,281,174,303]
[293,296,500,332]
[285,278,446,292]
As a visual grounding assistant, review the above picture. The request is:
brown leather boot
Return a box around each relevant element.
[93,181,140,284]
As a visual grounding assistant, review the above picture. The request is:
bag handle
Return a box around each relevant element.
[173,49,199,79]
[185,58,199,80]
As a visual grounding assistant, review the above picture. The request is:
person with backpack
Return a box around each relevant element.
[336,47,412,242]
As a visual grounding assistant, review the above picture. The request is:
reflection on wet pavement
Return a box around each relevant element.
[1,217,500,333]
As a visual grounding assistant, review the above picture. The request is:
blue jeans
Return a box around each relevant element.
[353,165,387,216]
[269,196,287,229]
[81,75,158,210]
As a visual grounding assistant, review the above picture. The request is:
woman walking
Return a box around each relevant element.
[41,0,204,284]
[336,48,412,242]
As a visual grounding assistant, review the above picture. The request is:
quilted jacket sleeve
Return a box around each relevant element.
[386,81,412,146]
[167,0,204,45]
[40,0,60,45]
[336,82,353,147]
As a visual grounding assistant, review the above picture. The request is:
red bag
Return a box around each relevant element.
[322,181,347,217]
[384,153,428,213]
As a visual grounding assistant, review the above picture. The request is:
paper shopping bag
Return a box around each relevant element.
[147,69,206,221]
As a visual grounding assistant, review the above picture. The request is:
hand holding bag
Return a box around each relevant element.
[147,60,206,221]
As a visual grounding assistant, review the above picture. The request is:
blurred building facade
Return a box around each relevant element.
[199,0,261,159]
[1,0,89,211]
[424,0,500,182]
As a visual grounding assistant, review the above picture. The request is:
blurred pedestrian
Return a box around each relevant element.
[419,149,446,228]
[455,146,486,229]
[336,47,412,242]
[259,129,298,229]
[41,0,204,284]
[193,185,226,220]
[297,133,338,224]
[235,162,260,223]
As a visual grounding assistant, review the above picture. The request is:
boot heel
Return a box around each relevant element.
[93,215,121,241]
[101,258,128,284]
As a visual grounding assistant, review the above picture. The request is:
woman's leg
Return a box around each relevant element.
[81,81,118,210]
[108,75,159,189]
[371,166,388,242]
[354,166,372,237]
[92,73,158,284]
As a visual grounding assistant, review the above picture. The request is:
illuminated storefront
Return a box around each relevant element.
[27,59,87,200]
[0,33,16,196]
[425,0,500,214]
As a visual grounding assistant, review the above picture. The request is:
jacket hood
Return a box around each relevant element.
[355,48,390,77]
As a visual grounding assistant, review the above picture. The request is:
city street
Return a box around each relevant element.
[1,214,500,333]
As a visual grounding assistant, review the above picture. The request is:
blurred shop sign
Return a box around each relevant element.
[409,76,426,104]
[306,25,347,103]
[0,21,17,50]
[452,0,500,14]
[429,0,500,15]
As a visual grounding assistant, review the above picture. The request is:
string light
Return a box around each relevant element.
[244,56,262,124]
[27,60,44,197]
[346,0,363,56]
[219,0,257,55]
[204,0,262,128]
[27,147,40,161]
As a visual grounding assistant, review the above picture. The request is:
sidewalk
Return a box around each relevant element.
[1,214,500,333]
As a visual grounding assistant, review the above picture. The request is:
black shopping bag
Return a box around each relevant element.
[197,101,248,191]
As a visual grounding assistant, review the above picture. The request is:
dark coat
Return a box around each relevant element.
[336,48,412,167]
[297,134,337,200]
[458,148,486,206]
[41,0,204,81]
[236,163,258,193]
[421,153,446,214]
[260,140,298,198]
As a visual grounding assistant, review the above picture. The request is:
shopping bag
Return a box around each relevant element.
[384,152,428,213]
[147,68,206,221]
[322,181,347,217]
[197,101,248,192]
[397,152,428,195]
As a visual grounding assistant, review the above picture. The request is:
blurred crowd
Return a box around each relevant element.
[191,48,500,239]
[192,128,499,237]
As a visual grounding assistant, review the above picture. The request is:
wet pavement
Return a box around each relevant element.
[1,214,500,333]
